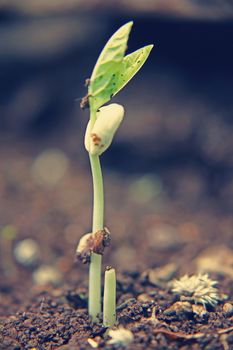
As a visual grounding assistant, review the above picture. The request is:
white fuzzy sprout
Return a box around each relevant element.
[171,274,220,308]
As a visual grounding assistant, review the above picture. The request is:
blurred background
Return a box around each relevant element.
[0,1,233,313]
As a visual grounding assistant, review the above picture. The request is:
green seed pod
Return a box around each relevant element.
[85,103,124,155]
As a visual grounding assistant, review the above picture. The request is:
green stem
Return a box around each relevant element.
[88,109,104,321]
[89,154,104,232]
[103,267,116,327]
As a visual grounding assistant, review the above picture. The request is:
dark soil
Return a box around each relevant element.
[0,274,233,350]
[0,145,232,350]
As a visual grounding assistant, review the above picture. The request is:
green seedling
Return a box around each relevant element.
[76,21,153,322]
[103,267,116,327]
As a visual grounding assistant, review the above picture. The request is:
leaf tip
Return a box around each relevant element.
[148,44,154,51]
[122,21,134,31]
[127,20,134,26]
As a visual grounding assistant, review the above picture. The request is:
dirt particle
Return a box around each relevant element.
[164,301,193,319]
[66,290,87,309]
[192,304,209,318]
[223,302,233,317]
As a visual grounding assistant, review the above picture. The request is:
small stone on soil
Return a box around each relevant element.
[223,302,233,317]
[137,293,154,302]
[164,301,193,318]
[87,338,98,348]
[192,304,209,318]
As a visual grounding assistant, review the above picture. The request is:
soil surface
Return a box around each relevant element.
[0,144,232,350]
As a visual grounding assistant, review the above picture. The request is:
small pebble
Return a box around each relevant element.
[137,294,153,302]
[14,239,40,266]
[192,304,209,318]
[164,301,193,317]
[87,338,98,348]
[33,265,62,285]
[223,302,233,317]
[116,298,136,311]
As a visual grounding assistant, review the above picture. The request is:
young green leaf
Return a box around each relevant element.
[89,21,133,112]
[112,45,154,97]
